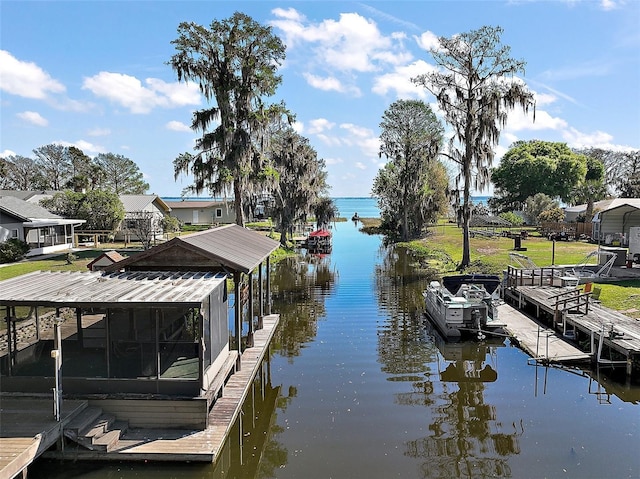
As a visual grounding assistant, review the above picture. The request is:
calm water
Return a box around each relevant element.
[33,198,639,479]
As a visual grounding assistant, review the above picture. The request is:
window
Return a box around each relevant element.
[216,208,222,218]
[10,229,18,239]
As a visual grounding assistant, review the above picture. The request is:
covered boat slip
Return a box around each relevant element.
[1,270,229,398]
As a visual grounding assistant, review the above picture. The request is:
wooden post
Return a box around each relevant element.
[258,262,264,327]
[76,308,83,344]
[52,314,63,421]
[235,272,242,371]
[247,272,254,347]
[266,257,272,315]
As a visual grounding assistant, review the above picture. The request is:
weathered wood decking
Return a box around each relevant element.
[43,314,280,463]
[0,398,87,479]
[504,284,640,376]
[497,303,591,363]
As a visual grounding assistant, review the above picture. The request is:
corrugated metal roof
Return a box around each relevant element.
[105,224,280,274]
[0,270,226,307]
[181,224,279,273]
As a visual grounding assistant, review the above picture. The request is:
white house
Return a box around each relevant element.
[165,199,235,225]
[116,195,172,242]
[0,195,85,256]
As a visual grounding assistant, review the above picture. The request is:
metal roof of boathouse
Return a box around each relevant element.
[0,270,227,308]
[104,224,280,275]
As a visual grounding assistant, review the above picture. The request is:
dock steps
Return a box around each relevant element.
[64,408,128,452]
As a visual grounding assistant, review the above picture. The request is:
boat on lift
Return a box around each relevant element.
[423,274,506,340]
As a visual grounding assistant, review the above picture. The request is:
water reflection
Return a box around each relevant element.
[269,254,336,358]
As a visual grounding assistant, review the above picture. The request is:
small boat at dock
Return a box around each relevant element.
[423,274,506,340]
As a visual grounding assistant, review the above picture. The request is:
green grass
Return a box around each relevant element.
[403,223,640,318]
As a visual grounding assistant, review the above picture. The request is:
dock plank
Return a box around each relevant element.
[498,303,591,362]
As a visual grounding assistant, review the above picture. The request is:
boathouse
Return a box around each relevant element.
[0,224,280,476]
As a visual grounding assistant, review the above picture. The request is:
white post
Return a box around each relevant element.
[51,317,63,421]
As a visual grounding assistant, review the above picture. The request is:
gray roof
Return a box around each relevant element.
[0,190,56,201]
[0,195,62,220]
[120,195,171,213]
[105,224,280,274]
[0,270,226,308]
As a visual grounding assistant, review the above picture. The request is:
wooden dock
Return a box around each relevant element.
[497,303,591,363]
[0,397,87,479]
[505,285,640,377]
[42,314,280,463]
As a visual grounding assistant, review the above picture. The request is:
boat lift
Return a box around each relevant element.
[570,250,618,279]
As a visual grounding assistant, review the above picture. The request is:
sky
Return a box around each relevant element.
[1,1,639,198]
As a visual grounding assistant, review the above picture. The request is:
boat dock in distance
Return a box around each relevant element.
[501,265,640,380]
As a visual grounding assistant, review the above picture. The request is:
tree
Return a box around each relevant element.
[169,12,287,227]
[41,190,125,231]
[125,211,160,250]
[313,197,338,230]
[33,143,72,190]
[65,146,104,192]
[268,128,328,246]
[412,26,535,268]
[373,99,446,240]
[575,148,640,198]
[94,153,149,194]
[491,140,589,212]
[524,193,558,225]
[1,155,44,190]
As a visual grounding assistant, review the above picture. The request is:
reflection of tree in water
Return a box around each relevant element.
[375,244,439,380]
[375,244,522,478]
[270,254,336,358]
[406,329,523,479]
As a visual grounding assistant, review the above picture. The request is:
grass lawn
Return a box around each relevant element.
[404,222,640,318]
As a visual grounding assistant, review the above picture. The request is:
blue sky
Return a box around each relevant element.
[1,1,638,198]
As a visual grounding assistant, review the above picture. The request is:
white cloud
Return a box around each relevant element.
[271,10,409,73]
[292,121,304,134]
[17,111,48,127]
[324,157,344,166]
[166,120,192,132]
[82,72,201,114]
[340,123,380,157]
[355,161,367,170]
[414,31,440,51]
[303,72,361,96]
[505,108,568,132]
[88,128,111,137]
[562,127,614,147]
[55,139,106,154]
[307,118,335,135]
[372,60,435,98]
[0,50,65,99]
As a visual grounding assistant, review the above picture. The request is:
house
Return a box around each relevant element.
[117,194,171,242]
[0,224,279,432]
[165,199,235,225]
[0,195,85,256]
[591,198,640,246]
[563,199,618,222]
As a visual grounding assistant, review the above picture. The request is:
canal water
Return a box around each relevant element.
[33,198,639,478]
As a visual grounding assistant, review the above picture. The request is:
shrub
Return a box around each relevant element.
[0,239,30,263]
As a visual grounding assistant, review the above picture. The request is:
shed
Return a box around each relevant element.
[86,250,125,271]
[591,199,640,246]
